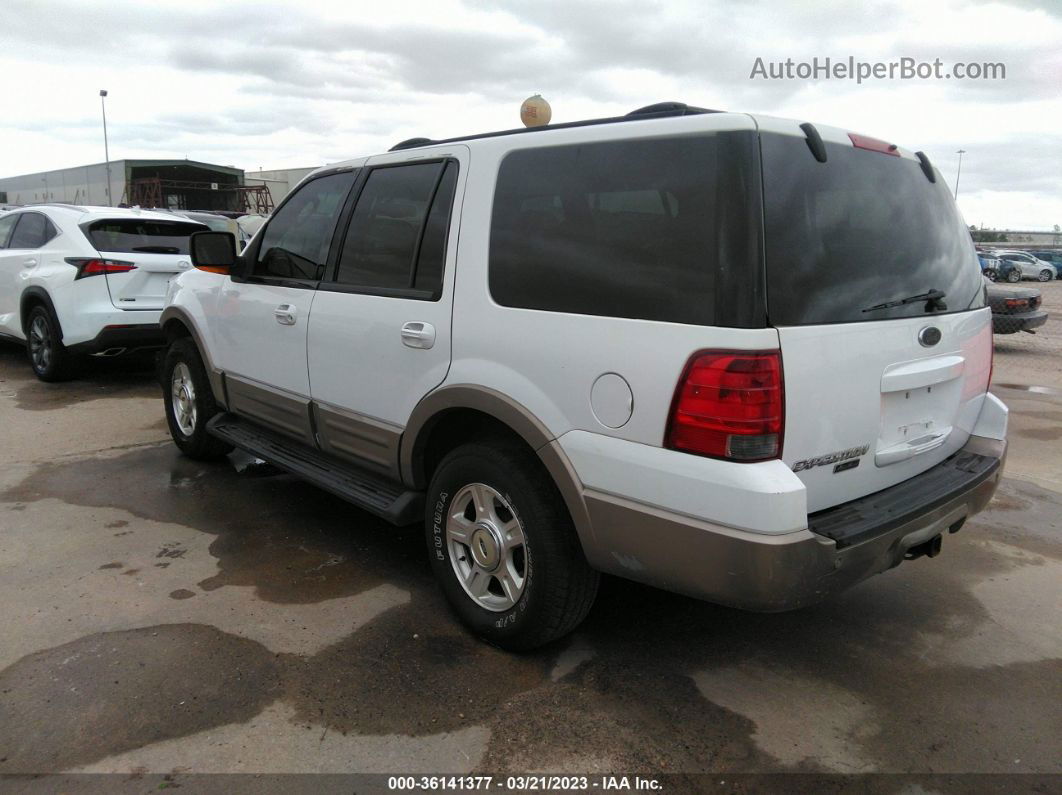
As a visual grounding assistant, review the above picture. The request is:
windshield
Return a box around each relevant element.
[84,219,207,255]
[761,133,985,325]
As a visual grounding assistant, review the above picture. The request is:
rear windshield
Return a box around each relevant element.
[84,219,207,255]
[761,133,985,325]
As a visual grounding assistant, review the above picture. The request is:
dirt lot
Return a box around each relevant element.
[0,287,1059,789]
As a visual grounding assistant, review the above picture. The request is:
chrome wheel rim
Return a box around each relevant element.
[170,362,197,437]
[29,316,51,371]
[1039,271,1051,282]
[446,483,527,612]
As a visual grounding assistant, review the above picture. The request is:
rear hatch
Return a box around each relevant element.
[82,217,208,310]
[760,124,992,513]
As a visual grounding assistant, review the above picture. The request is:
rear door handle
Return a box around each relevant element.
[401,321,436,349]
[22,258,37,267]
[274,304,297,325]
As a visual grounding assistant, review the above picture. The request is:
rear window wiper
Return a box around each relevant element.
[131,245,181,254]
[862,289,947,313]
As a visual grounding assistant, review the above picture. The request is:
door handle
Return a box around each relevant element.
[401,321,436,349]
[274,304,297,325]
[22,259,37,267]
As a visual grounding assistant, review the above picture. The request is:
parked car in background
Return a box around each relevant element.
[0,204,207,380]
[1029,251,1062,273]
[986,279,1048,334]
[978,253,1016,282]
[158,105,1006,649]
[236,213,267,243]
[993,250,1057,282]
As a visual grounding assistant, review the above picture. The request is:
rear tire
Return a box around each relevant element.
[425,439,599,650]
[162,337,232,460]
[1006,269,1021,283]
[983,269,998,282]
[25,304,75,382]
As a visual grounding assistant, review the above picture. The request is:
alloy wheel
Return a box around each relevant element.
[170,362,198,437]
[446,482,528,612]
[29,315,51,372]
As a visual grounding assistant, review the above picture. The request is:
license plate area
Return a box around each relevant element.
[876,380,961,466]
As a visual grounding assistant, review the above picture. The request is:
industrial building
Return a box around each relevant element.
[0,159,274,213]
[244,166,318,208]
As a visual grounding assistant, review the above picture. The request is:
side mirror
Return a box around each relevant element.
[190,231,237,275]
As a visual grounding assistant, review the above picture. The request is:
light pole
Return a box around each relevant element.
[100,89,112,206]
[954,149,966,198]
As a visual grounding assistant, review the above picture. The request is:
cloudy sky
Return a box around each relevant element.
[1,0,1060,229]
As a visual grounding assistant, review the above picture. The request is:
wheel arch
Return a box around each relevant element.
[401,385,598,554]
[160,306,226,407]
[20,287,61,338]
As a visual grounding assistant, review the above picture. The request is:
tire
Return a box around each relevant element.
[161,337,232,460]
[1038,269,1052,282]
[1006,269,1021,283]
[25,304,75,382]
[426,439,599,650]
[983,269,998,282]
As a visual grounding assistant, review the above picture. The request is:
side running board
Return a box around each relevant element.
[207,412,423,525]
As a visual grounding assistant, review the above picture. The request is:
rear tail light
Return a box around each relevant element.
[66,257,136,279]
[1004,298,1030,309]
[665,350,784,462]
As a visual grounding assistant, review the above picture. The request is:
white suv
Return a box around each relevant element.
[159,104,1008,649]
[991,250,1057,282]
[0,204,207,380]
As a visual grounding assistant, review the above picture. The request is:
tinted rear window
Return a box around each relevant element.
[762,133,985,325]
[85,219,207,255]
[489,132,763,327]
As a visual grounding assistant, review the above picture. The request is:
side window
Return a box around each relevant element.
[255,172,355,281]
[413,161,458,296]
[333,162,448,291]
[0,214,18,248]
[9,213,56,249]
[488,135,757,325]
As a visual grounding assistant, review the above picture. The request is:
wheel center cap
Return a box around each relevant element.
[469,524,502,570]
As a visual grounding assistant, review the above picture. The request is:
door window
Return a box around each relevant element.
[0,214,18,248]
[9,213,57,249]
[255,172,355,281]
[333,161,455,295]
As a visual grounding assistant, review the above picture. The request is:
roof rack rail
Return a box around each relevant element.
[387,100,724,152]
[390,137,436,152]
[626,101,715,117]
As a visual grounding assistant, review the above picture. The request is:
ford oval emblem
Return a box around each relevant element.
[919,326,942,347]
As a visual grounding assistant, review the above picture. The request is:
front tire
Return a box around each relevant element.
[26,304,75,382]
[982,268,998,282]
[1006,269,1021,283]
[1038,269,1053,282]
[162,337,232,460]
[426,440,599,650]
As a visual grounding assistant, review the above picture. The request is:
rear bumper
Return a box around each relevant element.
[582,435,1006,611]
[66,323,166,355]
[992,309,1048,334]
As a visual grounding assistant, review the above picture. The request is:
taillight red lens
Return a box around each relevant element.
[66,257,136,279]
[665,350,784,462]
[1004,298,1029,309]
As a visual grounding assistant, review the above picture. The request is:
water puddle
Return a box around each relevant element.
[994,383,1061,396]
